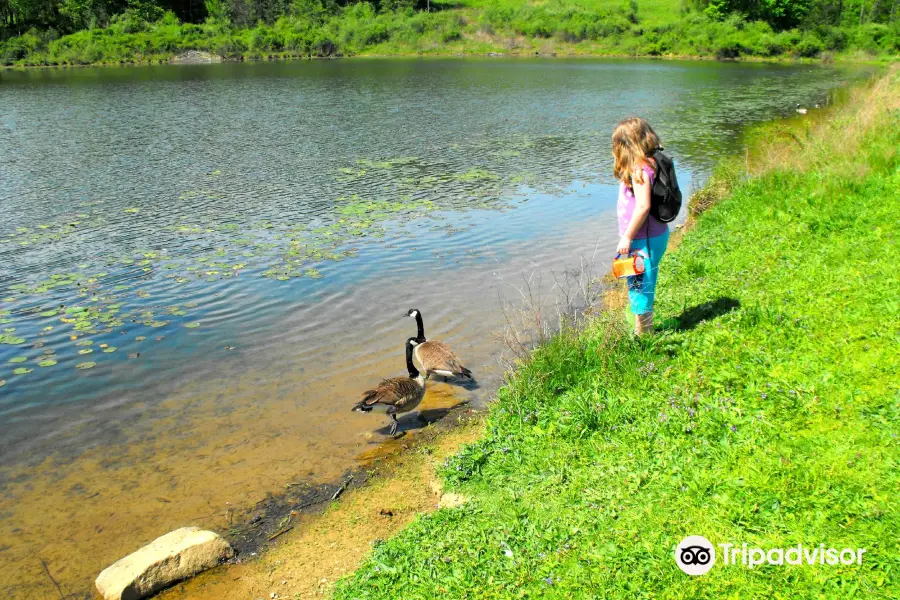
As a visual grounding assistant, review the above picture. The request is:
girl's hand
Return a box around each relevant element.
[617,236,632,255]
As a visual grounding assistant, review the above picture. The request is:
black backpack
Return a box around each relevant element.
[649,148,682,223]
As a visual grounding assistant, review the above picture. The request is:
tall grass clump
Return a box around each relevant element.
[332,68,900,599]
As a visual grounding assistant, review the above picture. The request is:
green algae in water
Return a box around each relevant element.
[0,146,538,375]
[456,168,500,182]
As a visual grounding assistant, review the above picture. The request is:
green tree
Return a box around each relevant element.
[703,0,813,28]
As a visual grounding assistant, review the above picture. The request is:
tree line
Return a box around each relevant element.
[2,0,898,40]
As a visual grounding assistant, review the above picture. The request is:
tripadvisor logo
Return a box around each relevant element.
[675,536,716,575]
[674,536,867,576]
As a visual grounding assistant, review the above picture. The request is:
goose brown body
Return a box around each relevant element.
[352,338,425,435]
[414,341,472,379]
[357,376,425,416]
[406,309,473,380]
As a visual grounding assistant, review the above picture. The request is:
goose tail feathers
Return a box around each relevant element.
[352,391,378,412]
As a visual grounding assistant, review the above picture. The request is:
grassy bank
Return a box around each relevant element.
[331,68,900,598]
[2,0,900,67]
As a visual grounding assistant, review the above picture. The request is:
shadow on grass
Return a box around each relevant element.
[663,297,741,331]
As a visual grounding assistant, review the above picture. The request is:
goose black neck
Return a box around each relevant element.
[414,312,426,342]
[406,341,419,378]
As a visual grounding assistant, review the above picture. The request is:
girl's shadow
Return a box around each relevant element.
[660,297,741,332]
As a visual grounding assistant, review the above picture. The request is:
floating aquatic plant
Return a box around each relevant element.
[75,362,96,370]
[0,334,26,345]
[13,367,33,375]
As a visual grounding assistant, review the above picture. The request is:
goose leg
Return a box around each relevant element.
[388,414,398,436]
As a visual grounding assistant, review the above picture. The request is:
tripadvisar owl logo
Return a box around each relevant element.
[675,536,716,575]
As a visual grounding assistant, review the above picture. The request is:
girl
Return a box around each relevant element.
[612,117,670,335]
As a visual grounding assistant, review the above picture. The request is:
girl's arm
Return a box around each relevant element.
[617,171,652,254]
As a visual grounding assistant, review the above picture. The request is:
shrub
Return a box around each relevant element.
[0,37,29,64]
[250,24,284,51]
[715,38,745,59]
[794,33,823,57]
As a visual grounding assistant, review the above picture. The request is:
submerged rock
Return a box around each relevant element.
[171,51,223,64]
[95,527,233,600]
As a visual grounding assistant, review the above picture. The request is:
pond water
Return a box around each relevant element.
[0,58,876,597]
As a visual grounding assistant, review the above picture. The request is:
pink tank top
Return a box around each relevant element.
[617,164,668,239]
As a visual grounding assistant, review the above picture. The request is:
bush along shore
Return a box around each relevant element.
[2,0,900,67]
[330,68,900,598]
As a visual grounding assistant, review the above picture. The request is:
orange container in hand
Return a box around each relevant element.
[612,252,646,278]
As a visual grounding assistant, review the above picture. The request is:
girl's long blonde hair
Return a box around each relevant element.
[612,117,661,187]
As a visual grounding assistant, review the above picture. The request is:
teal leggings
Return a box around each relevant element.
[626,229,669,316]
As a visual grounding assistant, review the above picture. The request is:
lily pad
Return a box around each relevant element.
[8,357,27,364]
[124,208,140,214]
[76,340,94,346]
[13,367,33,375]
[135,336,146,341]
[103,347,117,353]
[78,348,93,355]
[184,322,200,329]
[38,359,57,367]
[0,379,5,387]
[40,310,58,317]
[75,361,96,370]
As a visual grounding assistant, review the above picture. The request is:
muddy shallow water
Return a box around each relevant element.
[0,58,876,597]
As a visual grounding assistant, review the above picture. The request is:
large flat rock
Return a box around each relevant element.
[95,527,233,600]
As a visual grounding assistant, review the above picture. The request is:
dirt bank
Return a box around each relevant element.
[155,409,484,600]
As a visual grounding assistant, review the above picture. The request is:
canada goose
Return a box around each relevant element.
[796,104,808,115]
[405,308,473,380]
[352,337,426,436]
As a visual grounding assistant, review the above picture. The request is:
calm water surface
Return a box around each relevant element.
[0,58,875,597]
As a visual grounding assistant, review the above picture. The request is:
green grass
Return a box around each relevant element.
[2,1,899,66]
[331,70,900,598]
